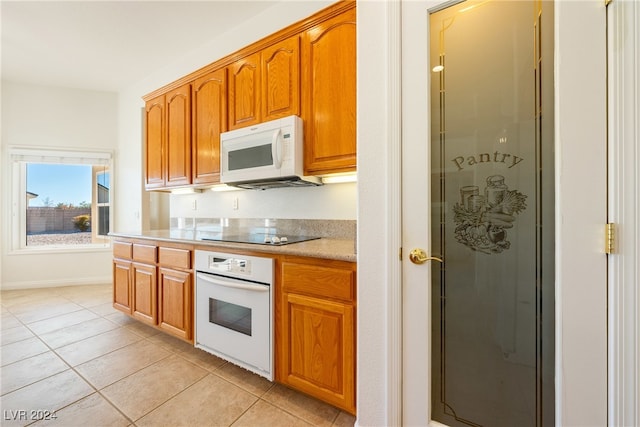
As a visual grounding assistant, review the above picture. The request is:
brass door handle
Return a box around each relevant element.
[409,248,443,265]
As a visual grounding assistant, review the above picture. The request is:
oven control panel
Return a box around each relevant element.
[209,256,251,274]
[195,250,274,284]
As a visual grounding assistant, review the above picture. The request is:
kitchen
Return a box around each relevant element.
[2,1,360,424]
[2,1,639,426]
[112,0,359,416]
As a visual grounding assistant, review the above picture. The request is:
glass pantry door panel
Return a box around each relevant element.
[429,1,554,426]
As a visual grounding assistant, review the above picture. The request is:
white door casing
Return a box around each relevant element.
[607,1,640,426]
[401,1,607,426]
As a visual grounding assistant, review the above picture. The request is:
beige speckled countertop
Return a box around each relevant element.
[110,229,356,263]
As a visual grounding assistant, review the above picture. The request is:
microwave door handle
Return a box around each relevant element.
[196,273,269,292]
[271,129,282,168]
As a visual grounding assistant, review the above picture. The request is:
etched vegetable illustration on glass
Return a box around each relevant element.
[453,175,527,253]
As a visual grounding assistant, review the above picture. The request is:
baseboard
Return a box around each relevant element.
[0,275,111,290]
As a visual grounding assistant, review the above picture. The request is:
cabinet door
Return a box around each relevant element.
[262,36,300,121]
[165,83,192,187]
[144,95,165,189]
[113,259,132,314]
[192,69,227,185]
[158,268,192,341]
[131,263,157,325]
[302,8,357,174]
[228,52,261,130]
[280,292,356,414]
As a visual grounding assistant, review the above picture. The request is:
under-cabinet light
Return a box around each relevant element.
[170,188,202,195]
[321,173,357,184]
[210,184,240,192]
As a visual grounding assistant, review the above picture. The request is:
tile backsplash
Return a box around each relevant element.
[170,217,356,240]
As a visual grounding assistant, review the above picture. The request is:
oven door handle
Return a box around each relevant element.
[196,273,269,292]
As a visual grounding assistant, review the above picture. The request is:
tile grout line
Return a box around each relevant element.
[253,397,320,427]
[0,288,101,324]
[169,339,330,422]
[2,296,117,342]
[2,290,138,426]
[59,297,213,425]
[131,371,212,425]
[111,339,309,426]
[2,285,355,426]
[3,299,99,423]
[53,293,176,426]
[69,337,177,427]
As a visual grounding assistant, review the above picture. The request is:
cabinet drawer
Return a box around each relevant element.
[133,244,157,263]
[281,262,355,302]
[113,241,132,260]
[159,247,191,269]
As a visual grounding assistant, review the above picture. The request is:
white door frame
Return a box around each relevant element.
[400,0,610,425]
[607,1,640,426]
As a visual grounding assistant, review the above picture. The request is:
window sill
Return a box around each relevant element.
[9,244,112,256]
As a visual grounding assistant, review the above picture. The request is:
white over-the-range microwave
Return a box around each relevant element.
[220,115,322,190]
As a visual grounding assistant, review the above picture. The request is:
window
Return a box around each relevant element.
[10,147,113,251]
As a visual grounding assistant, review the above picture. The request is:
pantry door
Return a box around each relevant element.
[401,1,607,426]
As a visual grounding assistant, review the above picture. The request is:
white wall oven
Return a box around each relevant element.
[194,250,273,380]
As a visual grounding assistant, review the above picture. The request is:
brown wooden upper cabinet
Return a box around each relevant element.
[144,83,192,189]
[228,35,301,131]
[166,84,192,187]
[144,95,165,189]
[262,36,301,122]
[192,69,227,185]
[228,52,261,130]
[145,71,226,190]
[143,1,357,190]
[302,7,357,175]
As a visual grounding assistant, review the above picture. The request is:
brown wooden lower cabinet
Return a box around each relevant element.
[158,267,192,341]
[113,239,357,413]
[277,257,357,414]
[112,240,193,343]
[131,262,157,325]
[113,259,132,313]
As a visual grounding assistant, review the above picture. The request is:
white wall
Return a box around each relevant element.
[0,81,118,288]
[170,182,356,221]
[356,2,393,425]
[114,0,336,234]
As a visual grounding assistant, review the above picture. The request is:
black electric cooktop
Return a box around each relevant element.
[199,234,320,246]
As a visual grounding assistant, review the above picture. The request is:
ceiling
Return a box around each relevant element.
[1,1,279,92]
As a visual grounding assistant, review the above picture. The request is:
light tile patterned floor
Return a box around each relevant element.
[0,284,356,427]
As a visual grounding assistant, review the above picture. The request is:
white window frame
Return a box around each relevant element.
[9,146,113,254]
[92,167,111,243]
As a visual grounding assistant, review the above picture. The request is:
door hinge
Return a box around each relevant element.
[399,247,403,261]
[605,223,616,254]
